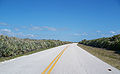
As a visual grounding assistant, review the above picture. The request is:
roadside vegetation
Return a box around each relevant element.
[0,35,70,62]
[78,34,120,70]
[79,34,120,51]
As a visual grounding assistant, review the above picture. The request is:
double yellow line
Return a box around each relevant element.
[42,46,69,74]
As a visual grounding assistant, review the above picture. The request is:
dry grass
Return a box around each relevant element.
[78,44,120,70]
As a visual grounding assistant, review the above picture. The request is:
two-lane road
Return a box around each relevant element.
[0,43,120,74]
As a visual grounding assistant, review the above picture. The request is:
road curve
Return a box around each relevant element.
[0,43,120,74]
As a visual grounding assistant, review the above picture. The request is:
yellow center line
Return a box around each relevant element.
[47,46,68,74]
[42,46,69,74]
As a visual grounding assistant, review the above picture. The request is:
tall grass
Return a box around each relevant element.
[0,35,70,57]
[79,34,120,51]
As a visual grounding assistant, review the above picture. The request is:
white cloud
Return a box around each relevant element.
[22,26,27,29]
[96,30,101,33]
[15,32,37,38]
[0,22,9,26]
[110,31,116,34]
[30,26,43,31]
[0,29,11,33]
[82,32,88,36]
[73,33,81,36]
[0,29,37,38]
[43,26,56,31]
[30,26,57,31]
[15,32,24,37]
[26,34,37,37]
[0,29,14,36]
[73,32,88,36]
[14,28,19,31]
[29,24,32,26]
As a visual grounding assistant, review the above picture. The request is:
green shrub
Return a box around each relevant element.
[0,35,70,57]
[79,34,120,51]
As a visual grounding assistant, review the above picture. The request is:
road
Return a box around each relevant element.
[0,43,120,74]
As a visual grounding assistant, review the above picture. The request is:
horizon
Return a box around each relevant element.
[0,0,120,42]
[0,34,119,42]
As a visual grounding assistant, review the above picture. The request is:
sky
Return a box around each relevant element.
[0,0,120,42]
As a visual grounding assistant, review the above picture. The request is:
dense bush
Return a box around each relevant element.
[79,34,120,50]
[0,35,70,57]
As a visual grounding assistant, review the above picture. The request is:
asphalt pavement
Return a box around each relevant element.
[0,43,120,74]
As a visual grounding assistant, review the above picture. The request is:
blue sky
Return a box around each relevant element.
[0,0,120,42]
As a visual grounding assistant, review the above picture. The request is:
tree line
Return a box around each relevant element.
[79,34,120,51]
[0,35,70,57]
